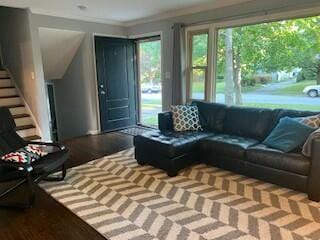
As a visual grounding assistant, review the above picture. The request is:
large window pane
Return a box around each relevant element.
[192,34,208,66]
[215,16,320,111]
[139,39,162,127]
[188,31,209,101]
[191,68,206,100]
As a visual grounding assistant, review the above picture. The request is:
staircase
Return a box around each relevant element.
[0,70,41,141]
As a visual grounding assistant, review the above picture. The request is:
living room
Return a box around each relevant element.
[0,0,320,239]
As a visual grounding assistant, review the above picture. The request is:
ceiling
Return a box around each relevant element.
[0,0,251,26]
[39,28,85,80]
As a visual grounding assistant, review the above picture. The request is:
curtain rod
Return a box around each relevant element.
[179,2,319,28]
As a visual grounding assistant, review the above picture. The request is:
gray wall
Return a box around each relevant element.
[29,14,126,140]
[127,0,320,111]
[0,7,50,139]
[53,40,90,140]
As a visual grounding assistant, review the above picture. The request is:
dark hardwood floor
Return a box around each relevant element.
[0,132,133,240]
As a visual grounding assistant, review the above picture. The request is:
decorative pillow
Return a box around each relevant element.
[1,144,48,165]
[263,117,315,153]
[171,105,202,132]
[294,114,320,129]
[302,128,320,157]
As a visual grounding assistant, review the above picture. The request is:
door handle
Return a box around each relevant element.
[99,84,106,95]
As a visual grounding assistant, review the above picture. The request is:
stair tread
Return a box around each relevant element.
[23,135,41,141]
[0,87,14,89]
[13,113,30,118]
[0,95,19,99]
[16,125,36,131]
[4,104,24,108]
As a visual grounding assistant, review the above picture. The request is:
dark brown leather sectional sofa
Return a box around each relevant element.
[134,101,320,201]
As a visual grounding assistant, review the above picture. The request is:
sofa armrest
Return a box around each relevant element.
[158,112,174,131]
[307,138,320,201]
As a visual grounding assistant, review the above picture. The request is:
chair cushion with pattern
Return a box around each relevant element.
[1,144,48,165]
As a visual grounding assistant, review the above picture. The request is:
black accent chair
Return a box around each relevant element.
[0,107,69,208]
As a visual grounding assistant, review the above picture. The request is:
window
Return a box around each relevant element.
[137,37,162,127]
[215,16,320,111]
[187,30,209,101]
[186,12,320,112]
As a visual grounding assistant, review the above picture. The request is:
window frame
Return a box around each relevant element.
[186,29,210,102]
[185,6,320,103]
[135,36,162,127]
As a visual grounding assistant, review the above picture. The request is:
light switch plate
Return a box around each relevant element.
[165,72,171,79]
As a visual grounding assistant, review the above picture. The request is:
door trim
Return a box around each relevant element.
[46,82,60,141]
[135,35,162,126]
[129,31,164,111]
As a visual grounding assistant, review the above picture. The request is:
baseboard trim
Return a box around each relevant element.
[87,130,100,135]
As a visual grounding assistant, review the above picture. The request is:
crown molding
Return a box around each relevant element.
[5,0,252,28]
[123,0,252,27]
[30,8,125,26]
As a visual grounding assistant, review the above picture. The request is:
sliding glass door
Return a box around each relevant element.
[137,37,162,127]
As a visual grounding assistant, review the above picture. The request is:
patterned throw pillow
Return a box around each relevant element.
[171,105,202,132]
[1,144,48,165]
[294,114,320,129]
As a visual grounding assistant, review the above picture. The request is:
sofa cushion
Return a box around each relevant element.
[246,144,310,176]
[158,112,174,131]
[262,117,315,153]
[134,130,214,158]
[272,109,320,130]
[171,105,202,132]
[294,114,320,129]
[1,144,48,165]
[192,101,227,133]
[200,134,259,159]
[224,106,274,141]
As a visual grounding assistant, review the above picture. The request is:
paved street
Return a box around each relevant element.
[216,93,320,106]
[140,91,320,126]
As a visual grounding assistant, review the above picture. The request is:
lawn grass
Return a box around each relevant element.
[195,79,317,96]
[141,99,162,108]
[141,115,158,126]
[141,98,161,126]
[244,103,320,111]
[193,81,263,94]
[271,80,316,95]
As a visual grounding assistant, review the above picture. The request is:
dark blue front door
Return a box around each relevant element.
[95,37,137,132]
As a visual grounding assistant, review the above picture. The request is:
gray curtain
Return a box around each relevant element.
[172,23,186,105]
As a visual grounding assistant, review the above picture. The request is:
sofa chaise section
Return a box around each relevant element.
[134,101,320,201]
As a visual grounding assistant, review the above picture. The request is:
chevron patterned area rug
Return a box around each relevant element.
[40,149,320,240]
